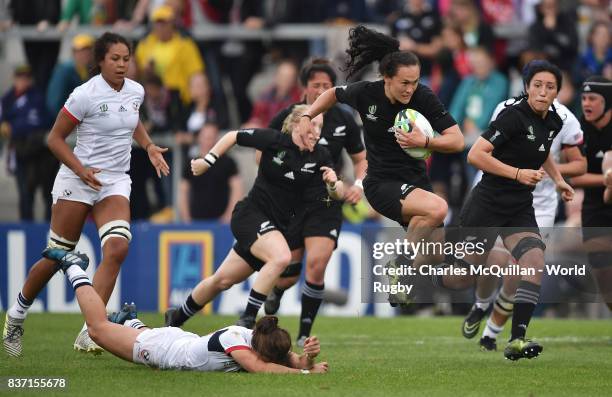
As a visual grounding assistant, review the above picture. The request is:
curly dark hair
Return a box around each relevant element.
[251,316,292,366]
[91,32,132,75]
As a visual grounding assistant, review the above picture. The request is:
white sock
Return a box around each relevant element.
[7,292,33,319]
[482,317,504,339]
[66,265,91,292]
[124,319,147,329]
[475,290,496,311]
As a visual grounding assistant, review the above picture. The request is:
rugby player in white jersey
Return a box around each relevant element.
[462,97,586,351]
[3,32,169,358]
[40,252,328,373]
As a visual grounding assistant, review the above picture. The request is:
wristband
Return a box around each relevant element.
[145,142,154,152]
[515,168,521,181]
[203,152,218,167]
[424,136,430,148]
[300,369,311,374]
[354,179,363,190]
[327,181,337,192]
[301,114,313,120]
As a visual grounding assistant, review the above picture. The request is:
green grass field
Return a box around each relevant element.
[1,313,610,397]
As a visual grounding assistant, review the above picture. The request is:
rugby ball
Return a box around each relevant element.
[394,108,435,160]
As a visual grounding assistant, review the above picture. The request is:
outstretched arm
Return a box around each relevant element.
[231,349,328,374]
[191,131,238,176]
[296,88,338,150]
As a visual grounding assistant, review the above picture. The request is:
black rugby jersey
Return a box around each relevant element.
[269,103,364,202]
[479,100,563,197]
[335,80,456,181]
[236,128,333,226]
[581,117,612,210]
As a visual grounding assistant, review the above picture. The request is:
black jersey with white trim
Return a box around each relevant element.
[236,128,333,226]
[479,99,563,196]
[269,103,364,202]
[335,80,456,181]
[581,117,612,210]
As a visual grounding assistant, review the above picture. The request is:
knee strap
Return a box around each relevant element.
[280,262,303,278]
[47,230,78,252]
[99,220,132,246]
[511,237,546,261]
[588,252,610,269]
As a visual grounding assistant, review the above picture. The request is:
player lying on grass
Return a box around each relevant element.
[38,248,329,374]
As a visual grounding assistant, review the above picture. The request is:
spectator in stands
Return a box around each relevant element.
[46,34,94,115]
[179,123,242,223]
[183,72,228,136]
[389,0,442,80]
[242,60,302,129]
[528,0,578,72]
[8,0,61,90]
[430,22,469,107]
[0,66,56,221]
[448,0,495,53]
[579,21,612,79]
[135,4,205,105]
[57,0,116,31]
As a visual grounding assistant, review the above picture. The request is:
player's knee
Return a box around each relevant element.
[270,249,292,272]
[46,229,78,252]
[102,238,129,266]
[511,236,546,262]
[306,257,328,281]
[213,274,236,291]
[280,262,303,278]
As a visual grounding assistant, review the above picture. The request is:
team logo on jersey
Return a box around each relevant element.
[132,101,140,111]
[538,144,545,152]
[139,349,150,362]
[273,151,286,166]
[333,125,347,136]
[62,189,72,197]
[99,103,108,112]
[366,105,378,121]
[259,221,274,232]
[119,105,127,112]
[301,163,317,173]
[284,171,295,180]
[400,183,412,195]
[526,126,536,141]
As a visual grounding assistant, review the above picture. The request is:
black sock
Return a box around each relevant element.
[511,280,540,341]
[273,286,286,299]
[243,289,267,318]
[174,293,204,326]
[299,281,324,338]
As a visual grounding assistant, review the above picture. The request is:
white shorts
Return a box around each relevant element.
[51,171,131,206]
[132,327,189,369]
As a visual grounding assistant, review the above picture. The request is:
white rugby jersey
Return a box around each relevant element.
[481,99,583,215]
[162,326,253,372]
[59,75,144,176]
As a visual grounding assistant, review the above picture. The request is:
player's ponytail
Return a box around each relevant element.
[251,316,292,366]
[345,25,420,79]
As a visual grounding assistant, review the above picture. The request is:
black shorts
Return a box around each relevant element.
[363,174,432,227]
[230,200,280,271]
[286,201,343,250]
[581,206,612,242]
[459,188,540,251]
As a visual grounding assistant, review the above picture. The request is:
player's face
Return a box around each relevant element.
[304,72,333,105]
[581,92,606,122]
[526,71,558,114]
[100,43,130,86]
[384,65,420,104]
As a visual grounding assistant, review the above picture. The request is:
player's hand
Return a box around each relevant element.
[147,144,170,177]
[310,362,329,374]
[191,158,210,176]
[556,180,574,202]
[320,166,338,185]
[516,169,544,187]
[302,336,320,359]
[344,184,363,205]
[296,117,317,152]
[77,167,103,191]
[395,120,426,149]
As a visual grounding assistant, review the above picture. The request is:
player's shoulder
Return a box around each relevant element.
[225,325,253,339]
[123,78,145,96]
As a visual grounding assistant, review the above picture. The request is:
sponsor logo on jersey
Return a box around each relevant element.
[330,229,338,237]
[119,105,127,112]
[596,151,605,158]
[538,144,545,151]
[240,129,254,135]
[301,162,317,173]
[273,150,286,165]
[284,171,295,180]
[366,105,378,121]
[319,137,329,145]
[526,125,536,141]
[583,85,591,92]
[490,130,501,142]
[333,125,347,136]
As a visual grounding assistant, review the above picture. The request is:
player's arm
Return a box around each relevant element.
[191,131,238,176]
[542,152,574,202]
[133,120,170,177]
[570,172,604,187]
[48,110,103,190]
[557,146,587,177]
[426,124,464,153]
[287,336,321,369]
[602,150,612,203]
[230,349,328,374]
[178,179,191,222]
[345,151,367,205]
[296,88,338,150]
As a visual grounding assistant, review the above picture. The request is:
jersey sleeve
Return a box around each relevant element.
[417,85,457,133]
[62,86,88,123]
[342,110,365,154]
[219,329,251,354]
[268,106,293,131]
[335,81,368,109]
[482,107,520,148]
[559,110,583,147]
[236,128,281,151]
[318,145,334,168]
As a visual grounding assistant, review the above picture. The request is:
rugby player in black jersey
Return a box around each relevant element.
[570,76,612,311]
[295,26,464,305]
[439,60,574,360]
[260,59,367,345]
[163,105,344,329]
